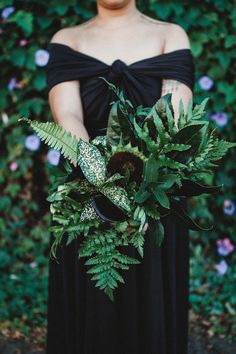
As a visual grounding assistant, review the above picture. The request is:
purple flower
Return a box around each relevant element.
[210,112,228,127]
[198,76,214,90]
[25,134,40,151]
[223,199,235,216]
[9,161,18,171]
[35,49,49,67]
[19,38,27,46]
[215,260,228,275]
[1,6,15,19]
[47,149,60,166]
[216,238,234,256]
[7,77,17,91]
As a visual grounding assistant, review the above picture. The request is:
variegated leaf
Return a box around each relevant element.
[78,139,106,187]
[100,185,131,213]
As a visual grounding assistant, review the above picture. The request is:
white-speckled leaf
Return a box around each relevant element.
[91,135,107,147]
[78,140,106,187]
[80,199,100,222]
[100,185,131,213]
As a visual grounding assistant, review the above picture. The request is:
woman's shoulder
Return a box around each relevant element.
[139,14,191,52]
[49,20,92,47]
[163,22,191,52]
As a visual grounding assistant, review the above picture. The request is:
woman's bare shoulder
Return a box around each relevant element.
[49,19,95,46]
[139,13,190,51]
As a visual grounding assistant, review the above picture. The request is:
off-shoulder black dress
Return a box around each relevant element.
[45,42,195,354]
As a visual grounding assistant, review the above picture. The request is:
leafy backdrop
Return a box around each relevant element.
[0,0,235,340]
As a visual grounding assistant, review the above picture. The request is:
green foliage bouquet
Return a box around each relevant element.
[18,78,236,301]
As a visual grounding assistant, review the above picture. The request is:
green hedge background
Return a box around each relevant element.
[0,0,235,342]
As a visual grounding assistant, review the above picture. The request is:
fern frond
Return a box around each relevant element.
[18,118,79,164]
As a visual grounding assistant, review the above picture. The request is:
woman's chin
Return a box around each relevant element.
[97,0,131,10]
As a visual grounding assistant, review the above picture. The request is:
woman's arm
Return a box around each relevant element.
[161,24,193,126]
[48,80,89,167]
[48,32,90,167]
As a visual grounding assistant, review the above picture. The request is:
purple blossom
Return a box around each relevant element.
[19,38,27,46]
[47,149,60,166]
[35,49,49,67]
[9,161,18,171]
[215,260,228,275]
[1,6,15,19]
[7,77,17,91]
[223,199,235,216]
[210,112,228,127]
[15,80,25,89]
[216,238,234,256]
[25,134,40,151]
[198,76,214,90]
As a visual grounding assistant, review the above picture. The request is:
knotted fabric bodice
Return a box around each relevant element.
[46,43,195,139]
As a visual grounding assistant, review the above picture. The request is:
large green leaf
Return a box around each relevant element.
[172,122,206,145]
[106,101,135,145]
[134,182,151,203]
[78,140,106,187]
[150,185,170,209]
[170,122,207,163]
[18,118,78,164]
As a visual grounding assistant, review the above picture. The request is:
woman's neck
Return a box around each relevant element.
[95,1,141,28]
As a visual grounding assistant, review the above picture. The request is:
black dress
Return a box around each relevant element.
[45,42,195,354]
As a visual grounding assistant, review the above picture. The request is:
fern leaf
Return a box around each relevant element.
[18,118,78,164]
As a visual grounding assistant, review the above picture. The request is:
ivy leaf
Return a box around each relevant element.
[33,72,46,91]
[7,10,34,36]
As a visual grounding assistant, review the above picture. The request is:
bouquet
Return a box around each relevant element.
[18,77,236,301]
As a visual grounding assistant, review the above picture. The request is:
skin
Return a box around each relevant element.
[48,0,193,167]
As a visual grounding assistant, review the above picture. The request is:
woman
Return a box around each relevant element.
[45,0,195,353]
